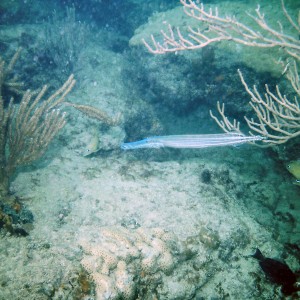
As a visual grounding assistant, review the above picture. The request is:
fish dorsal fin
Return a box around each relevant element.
[252,248,264,261]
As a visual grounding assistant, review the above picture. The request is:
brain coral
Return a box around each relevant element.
[79,226,180,300]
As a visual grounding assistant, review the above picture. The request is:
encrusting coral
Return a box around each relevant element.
[80,226,180,300]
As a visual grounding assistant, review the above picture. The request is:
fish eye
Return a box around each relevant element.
[287,165,291,169]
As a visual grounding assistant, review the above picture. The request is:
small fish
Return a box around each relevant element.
[83,128,100,157]
[286,160,300,185]
[252,248,299,295]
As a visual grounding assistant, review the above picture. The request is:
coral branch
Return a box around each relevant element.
[0,51,76,196]
[63,102,120,126]
[144,0,300,58]
[144,0,300,146]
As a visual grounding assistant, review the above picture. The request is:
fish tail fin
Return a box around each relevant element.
[252,248,264,261]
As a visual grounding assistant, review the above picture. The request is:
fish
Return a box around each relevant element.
[286,160,300,185]
[121,133,265,150]
[83,127,100,157]
[252,248,299,295]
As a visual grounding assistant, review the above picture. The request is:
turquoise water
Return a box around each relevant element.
[0,0,299,299]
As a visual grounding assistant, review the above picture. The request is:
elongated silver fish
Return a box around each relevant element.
[121,133,265,150]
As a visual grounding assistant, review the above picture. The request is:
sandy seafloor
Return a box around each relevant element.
[1,32,300,300]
